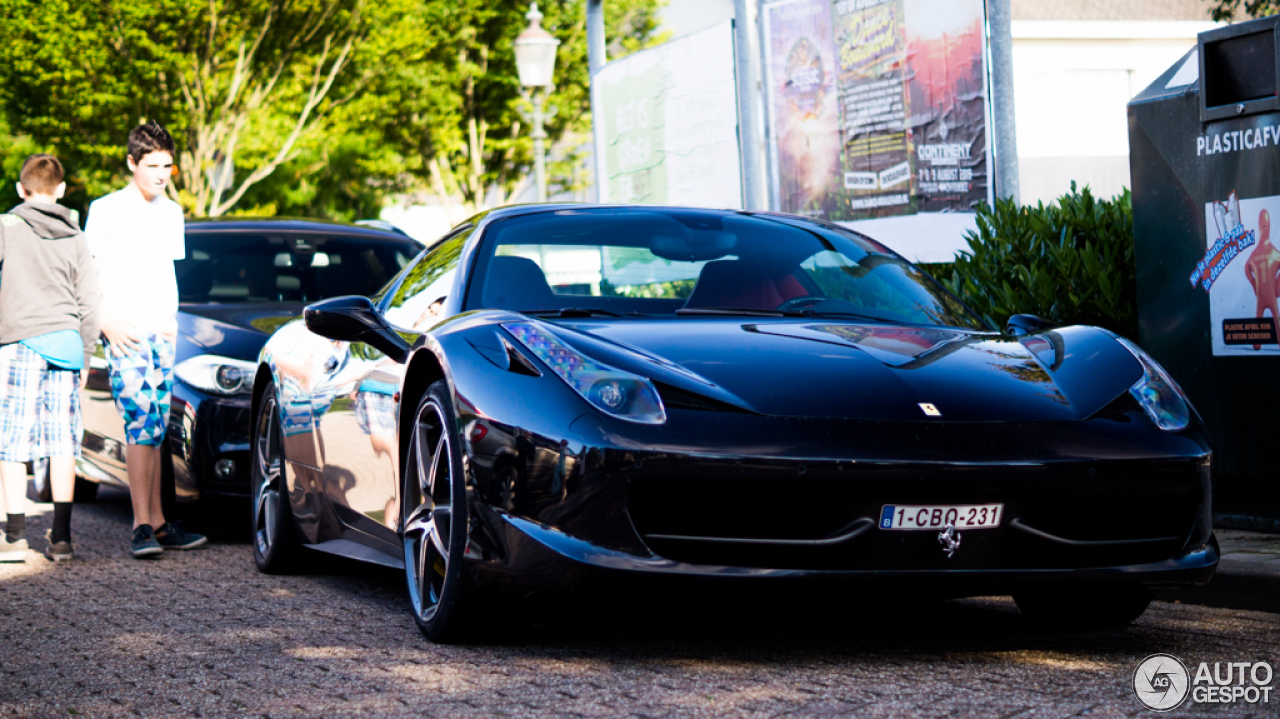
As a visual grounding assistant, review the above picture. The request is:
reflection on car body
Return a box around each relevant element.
[249,205,1217,643]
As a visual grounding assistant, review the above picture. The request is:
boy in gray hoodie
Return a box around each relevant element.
[0,154,100,562]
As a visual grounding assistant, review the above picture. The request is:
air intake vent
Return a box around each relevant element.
[654,382,751,413]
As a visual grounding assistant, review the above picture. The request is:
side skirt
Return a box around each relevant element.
[304,538,405,570]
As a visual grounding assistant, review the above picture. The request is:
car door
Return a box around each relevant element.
[310,228,471,543]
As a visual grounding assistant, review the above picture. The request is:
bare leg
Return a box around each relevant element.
[0,461,28,518]
[148,449,165,528]
[126,444,165,529]
[48,456,76,504]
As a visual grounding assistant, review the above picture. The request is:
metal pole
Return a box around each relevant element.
[987,0,1020,205]
[533,90,548,202]
[733,0,765,210]
[586,0,606,76]
[587,0,606,200]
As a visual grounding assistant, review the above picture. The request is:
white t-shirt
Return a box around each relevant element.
[85,186,185,335]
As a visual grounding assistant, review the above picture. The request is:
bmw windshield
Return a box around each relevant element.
[464,208,988,330]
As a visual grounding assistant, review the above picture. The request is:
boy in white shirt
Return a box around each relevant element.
[85,121,206,557]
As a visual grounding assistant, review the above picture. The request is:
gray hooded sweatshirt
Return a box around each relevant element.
[0,201,101,367]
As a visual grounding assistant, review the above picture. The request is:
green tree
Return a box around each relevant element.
[0,0,426,217]
[378,0,665,224]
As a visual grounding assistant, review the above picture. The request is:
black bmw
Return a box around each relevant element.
[250,205,1217,642]
[71,218,422,512]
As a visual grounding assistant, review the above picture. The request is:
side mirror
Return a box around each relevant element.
[1005,314,1058,337]
[304,295,411,363]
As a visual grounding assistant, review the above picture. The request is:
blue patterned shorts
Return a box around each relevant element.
[106,335,174,446]
[0,343,83,461]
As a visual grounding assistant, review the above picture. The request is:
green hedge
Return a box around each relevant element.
[936,183,1137,339]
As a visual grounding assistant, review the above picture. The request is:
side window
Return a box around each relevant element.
[383,228,471,331]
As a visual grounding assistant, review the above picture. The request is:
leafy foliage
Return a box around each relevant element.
[938,184,1138,339]
[376,0,665,223]
[1205,0,1278,21]
[0,0,663,220]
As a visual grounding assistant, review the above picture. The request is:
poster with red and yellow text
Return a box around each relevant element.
[764,0,990,222]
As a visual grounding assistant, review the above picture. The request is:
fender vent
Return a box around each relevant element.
[654,382,751,413]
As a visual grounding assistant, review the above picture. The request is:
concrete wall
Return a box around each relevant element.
[1011,20,1217,205]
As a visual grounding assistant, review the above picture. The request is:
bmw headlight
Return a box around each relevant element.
[1116,337,1191,432]
[173,355,257,396]
[503,322,666,424]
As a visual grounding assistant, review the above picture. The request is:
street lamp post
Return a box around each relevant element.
[514,2,560,203]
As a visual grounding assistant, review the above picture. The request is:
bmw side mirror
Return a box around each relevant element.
[304,295,411,363]
[1005,314,1058,337]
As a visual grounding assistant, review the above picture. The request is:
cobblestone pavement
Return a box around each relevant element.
[1,486,1277,719]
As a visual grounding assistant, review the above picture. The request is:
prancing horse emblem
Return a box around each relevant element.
[938,523,961,558]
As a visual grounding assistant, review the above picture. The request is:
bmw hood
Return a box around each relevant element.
[545,318,1144,422]
[178,303,305,362]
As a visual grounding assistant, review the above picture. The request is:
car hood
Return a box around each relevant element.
[543,318,1143,422]
[178,303,306,362]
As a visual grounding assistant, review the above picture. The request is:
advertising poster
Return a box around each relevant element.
[1195,191,1280,356]
[764,0,991,222]
[592,21,743,209]
[905,0,988,212]
[762,0,843,218]
[833,0,912,218]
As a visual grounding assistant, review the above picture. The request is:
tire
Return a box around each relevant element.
[1014,584,1154,628]
[73,476,99,503]
[401,380,482,643]
[251,383,304,573]
[32,459,98,503]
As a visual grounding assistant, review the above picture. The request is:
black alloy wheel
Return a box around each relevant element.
[251,383,303,573]
[1013,584,1154,628]
[401,380,480,643]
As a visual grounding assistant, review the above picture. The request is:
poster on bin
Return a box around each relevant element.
[592,21,743,209]
[1195,191,1280,356]
[763,0,990,221]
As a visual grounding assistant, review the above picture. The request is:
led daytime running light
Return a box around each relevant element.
[503,322,666,424]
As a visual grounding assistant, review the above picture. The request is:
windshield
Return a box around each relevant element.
[177,232,420,304]
[464,208,987,329]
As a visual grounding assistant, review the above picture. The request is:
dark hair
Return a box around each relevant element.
[19,154,64,195]
[127,121,176,163]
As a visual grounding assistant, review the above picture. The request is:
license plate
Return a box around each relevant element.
[880,504,1003,530]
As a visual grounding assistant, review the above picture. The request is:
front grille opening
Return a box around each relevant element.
[654,382,752,413]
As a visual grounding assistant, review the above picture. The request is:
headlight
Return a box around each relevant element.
[173,355,257,396]
[503,322,666,424]
[1116,337,1191,432]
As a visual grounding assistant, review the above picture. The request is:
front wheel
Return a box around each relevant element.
[401,380,482,643]
[251,384,304,573]
[1014,584,1154,628]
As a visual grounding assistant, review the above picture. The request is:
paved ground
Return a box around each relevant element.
[1,485,1277,718]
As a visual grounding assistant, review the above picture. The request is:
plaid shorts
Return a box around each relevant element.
[106,335,174,446]
[355,390,397,436]
[0,343,83,462]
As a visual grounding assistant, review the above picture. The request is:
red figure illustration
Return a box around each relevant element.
[1244,209,1280,350]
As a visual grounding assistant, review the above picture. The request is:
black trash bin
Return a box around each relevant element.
[1128,15,1280,531]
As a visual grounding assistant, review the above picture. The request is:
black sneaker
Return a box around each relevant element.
[131,524,163,558]
[155,522,207,550]
[44,529,73,562]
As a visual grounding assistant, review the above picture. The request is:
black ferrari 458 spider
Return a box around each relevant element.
[251,205,1216,642]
